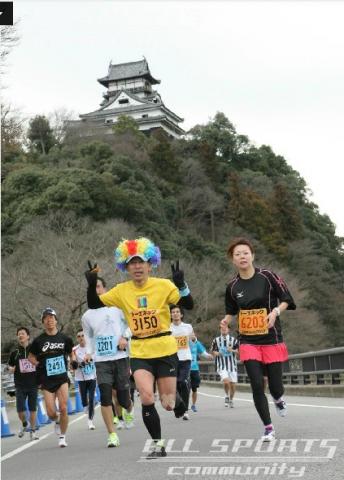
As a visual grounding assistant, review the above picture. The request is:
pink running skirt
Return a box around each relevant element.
[239,343,288,364]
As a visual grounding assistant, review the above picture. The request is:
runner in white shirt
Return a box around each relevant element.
[71,330,97,430]
[170,305,194,421]
[81,277,133,448]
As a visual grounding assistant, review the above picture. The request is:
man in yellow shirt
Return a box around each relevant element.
[85,237,194,458]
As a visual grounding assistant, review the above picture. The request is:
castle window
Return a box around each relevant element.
[119,98,129,104]
[142,114,148,118]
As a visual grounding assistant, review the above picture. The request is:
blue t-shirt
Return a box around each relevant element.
[190,340,207,371]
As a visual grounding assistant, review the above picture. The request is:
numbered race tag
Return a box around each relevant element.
[219,346,230,357]
[19,358,36,373]
[46,355,66,376]
[130,310,161,338]
[95,336,117,357]
[81,362,95,375]
[176,336,188,350]
[239,308,268,335]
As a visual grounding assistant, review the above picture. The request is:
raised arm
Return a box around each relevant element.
[171,260,194,310]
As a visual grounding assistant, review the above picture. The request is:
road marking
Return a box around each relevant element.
[138,456,330,463]
[1,413,88,462]
[199,391,344,409]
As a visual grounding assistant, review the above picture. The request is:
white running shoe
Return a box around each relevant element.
[18,425,26,438]
[224,397,230,408]
[117,420,125,430]
[275,400,287,417]
[30,430,39,440]
[229,399,234,408]
[182,413,189,421]
[58,436,68,448]
[261,428,275,442]
[88,419,96,430]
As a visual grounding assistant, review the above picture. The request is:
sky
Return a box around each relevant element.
[5,1,344,237]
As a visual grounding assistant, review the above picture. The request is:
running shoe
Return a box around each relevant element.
[30,430,39,440]
[224,397,230,408]
[275,400,287,417]
[146,439,167,459]
[58,436,68,448]
[191,405,198,413]
[116,419,125,430]
[18,424,26,438]
[107,432,120,448]
[229,399,234,408]
[182,413,189,421]
[54,419,61,436]
[261,427,275,442]
[123,409,135,429]
[88,419,96,430]
[113,415,119,425]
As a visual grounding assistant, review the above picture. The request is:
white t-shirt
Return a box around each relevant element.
[73,345,96,381]
[171,321,193,361]
[81,307,130,363]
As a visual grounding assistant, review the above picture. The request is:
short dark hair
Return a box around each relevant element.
[227,237,254,258]
[76,328,83,336]
[170,304,184,316]
[97,277,106,288]
[17,327,30,336]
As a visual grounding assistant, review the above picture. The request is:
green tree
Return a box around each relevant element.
[27,115,56,154]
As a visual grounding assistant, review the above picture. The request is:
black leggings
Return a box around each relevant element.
[244,360,284,426]
[78,379,97,420]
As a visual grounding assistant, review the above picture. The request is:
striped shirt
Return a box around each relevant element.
[211,334,238,372]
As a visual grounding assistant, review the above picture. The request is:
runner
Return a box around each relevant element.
[85,237,194,458]
[189,332,212,413]
[221,237,296,441]
[82,276,134,447]
[210,323,239,408]
[71,329,97,430]
[170,304,194,420]
[8,327,39,440]
[28,308,73,448]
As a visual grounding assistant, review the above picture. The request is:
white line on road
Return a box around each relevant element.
[199,392,344,409]
[1,413,88,462]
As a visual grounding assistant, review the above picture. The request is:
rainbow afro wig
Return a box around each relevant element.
[114,237,161,272]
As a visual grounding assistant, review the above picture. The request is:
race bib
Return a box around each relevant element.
[220,346,231,357]
[239,308,268,335]
[81,362,95,375]
[46,356,66,376]
[175,336,188,349]
[19,358,36,373]
[95,335,117,357]
[130,309,161,338]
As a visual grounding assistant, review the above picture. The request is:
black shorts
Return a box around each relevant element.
[95,358,130,390]
[41,381,69,394]
[190,370,201,392]
[15,386,38,412]
[130,353,178,379]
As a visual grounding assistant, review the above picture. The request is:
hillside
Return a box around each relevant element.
[2,112,344,353]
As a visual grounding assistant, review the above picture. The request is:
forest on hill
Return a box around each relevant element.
[2,111,344,353]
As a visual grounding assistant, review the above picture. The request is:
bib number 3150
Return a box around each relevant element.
[130,310,161,338]
[239,308,268,335]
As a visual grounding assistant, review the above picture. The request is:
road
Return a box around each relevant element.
[2,384,344,480]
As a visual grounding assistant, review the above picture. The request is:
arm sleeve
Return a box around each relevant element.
[225,284,239,315]
[8,352,16,367]
[87,284,106,309]
[82,315,95,355]
[197,342,206,355]
[65,337,74,355]
[265,270,296,310]
[178,294,194,310]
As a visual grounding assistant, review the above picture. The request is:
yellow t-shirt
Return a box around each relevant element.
[100,277,180,359]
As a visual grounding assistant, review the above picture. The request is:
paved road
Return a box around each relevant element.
[2,385,344,480]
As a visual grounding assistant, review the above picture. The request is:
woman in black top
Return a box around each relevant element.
[222,237,296,442]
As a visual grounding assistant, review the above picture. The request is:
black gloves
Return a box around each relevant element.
[171,260,186,289]
[85,260,99,287]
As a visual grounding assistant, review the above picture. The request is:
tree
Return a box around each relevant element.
[0,22,20,75]
[1,102,26,163]
[27,115,56,154]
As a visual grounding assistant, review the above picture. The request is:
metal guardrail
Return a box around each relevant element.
[199,347,344,386]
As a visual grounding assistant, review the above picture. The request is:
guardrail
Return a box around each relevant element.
[199,347,344,386]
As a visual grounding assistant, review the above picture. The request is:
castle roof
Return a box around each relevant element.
[98,59,160,87]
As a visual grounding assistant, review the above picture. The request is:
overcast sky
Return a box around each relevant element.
[6,1,344,237]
